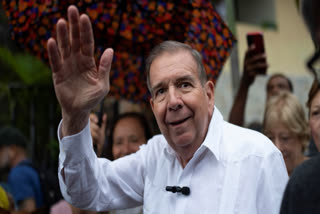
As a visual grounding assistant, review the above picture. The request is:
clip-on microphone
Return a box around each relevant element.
[165,186,190,196]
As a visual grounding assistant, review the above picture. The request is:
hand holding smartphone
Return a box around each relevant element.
[246,32,267,75]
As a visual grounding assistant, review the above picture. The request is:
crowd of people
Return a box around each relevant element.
[1,0,320,213]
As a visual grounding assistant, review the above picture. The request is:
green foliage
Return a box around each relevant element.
[261,21,277,31]
[0,46,60,170]
[0,47,51,85]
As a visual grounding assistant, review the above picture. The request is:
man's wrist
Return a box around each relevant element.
[61,111,90,138]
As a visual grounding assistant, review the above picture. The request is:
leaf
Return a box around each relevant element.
[0,47,51,85]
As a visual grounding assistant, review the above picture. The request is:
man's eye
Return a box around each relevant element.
[180,82,191,88]
[155,88,165,96]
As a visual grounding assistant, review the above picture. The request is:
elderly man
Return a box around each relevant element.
[48,5,288,213]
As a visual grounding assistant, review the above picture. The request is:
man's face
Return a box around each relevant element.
[149,51,214,154]
[266,76,291,100]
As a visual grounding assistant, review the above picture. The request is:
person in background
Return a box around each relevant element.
[102,112,153,161]
[307,79,320,152]
[90,113,107,157]
[280,0,320,213]
[265,74,293,100]
[263,91,310,176]
[0,127,43,213]
[228,43,293,128]
[102,112,152,214]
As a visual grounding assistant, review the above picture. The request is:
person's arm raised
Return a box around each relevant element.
[228,45,268,126]
[47,5,113,138]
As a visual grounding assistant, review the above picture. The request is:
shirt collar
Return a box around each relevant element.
[202,106,223,161]
[163,106,223,161]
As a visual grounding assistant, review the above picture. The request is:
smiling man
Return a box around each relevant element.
[147,48,215,168]
[50,6,288,214]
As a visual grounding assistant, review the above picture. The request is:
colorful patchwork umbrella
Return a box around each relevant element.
[2,0,236,103]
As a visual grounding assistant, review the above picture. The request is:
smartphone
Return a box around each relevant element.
[246,32,265,54]
[246,32,267,74]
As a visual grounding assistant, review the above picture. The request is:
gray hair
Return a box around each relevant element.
[145,41,207,92]
[301,0,320,45]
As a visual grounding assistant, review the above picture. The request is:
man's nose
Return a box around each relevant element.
[167,87,182,111]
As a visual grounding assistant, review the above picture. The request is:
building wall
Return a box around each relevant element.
[215,0,314,126]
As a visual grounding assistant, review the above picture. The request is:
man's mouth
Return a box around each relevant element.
[169,117,191,126]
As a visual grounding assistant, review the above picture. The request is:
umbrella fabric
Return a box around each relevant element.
[2,0,236,103]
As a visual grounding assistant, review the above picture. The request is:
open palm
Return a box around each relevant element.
[47,5,113,135]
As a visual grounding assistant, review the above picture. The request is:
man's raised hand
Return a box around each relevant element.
[47,5,113,137]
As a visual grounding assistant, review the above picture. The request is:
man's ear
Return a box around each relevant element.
[205,81,215,112]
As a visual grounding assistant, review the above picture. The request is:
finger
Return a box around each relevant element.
[99,48,114,87]
[47,38,62,73]
[90,113,98,123]
[90,123,100,141]
[57,19,71,59]
[246,54,266,65]
[101,113,107,130]
[80,14,94,57]
[247,63,268,74]
[251,62,268,69]
[90,120,99,131]
[68,5,81,53]
[91,129,99,141]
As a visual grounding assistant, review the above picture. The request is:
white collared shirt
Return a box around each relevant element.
[58,107,288,214]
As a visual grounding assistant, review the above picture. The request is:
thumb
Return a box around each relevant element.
[101,113,107,131]
[99,48,114,81]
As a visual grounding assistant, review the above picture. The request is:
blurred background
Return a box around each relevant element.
[214,0,313,124]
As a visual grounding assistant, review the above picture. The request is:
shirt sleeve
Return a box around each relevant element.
[256,151,289,214]
[58,120,146,211]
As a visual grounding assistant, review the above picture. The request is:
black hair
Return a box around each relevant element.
[267,73,294,93]
[0,126,27,149]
